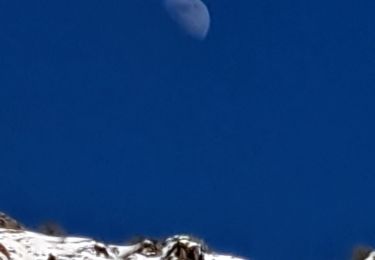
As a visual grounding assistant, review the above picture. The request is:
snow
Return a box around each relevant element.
[0,228,247,260]
[364,252,375,260]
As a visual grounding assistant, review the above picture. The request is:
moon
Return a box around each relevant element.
[163,0,210,40]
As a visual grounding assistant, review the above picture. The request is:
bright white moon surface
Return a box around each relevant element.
[163,0,210,40]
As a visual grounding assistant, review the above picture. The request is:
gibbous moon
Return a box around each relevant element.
[163,0,210,40]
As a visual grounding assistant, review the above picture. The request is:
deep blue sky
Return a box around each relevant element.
[1,1,375,259]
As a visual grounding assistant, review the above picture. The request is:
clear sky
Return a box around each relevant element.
[1,1,375,259]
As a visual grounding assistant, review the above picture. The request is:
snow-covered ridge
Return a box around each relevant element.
[0,213,247,260]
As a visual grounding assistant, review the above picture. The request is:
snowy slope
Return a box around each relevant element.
[0,213,247,260]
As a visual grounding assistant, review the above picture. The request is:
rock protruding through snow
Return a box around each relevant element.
[0,213,246,260]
